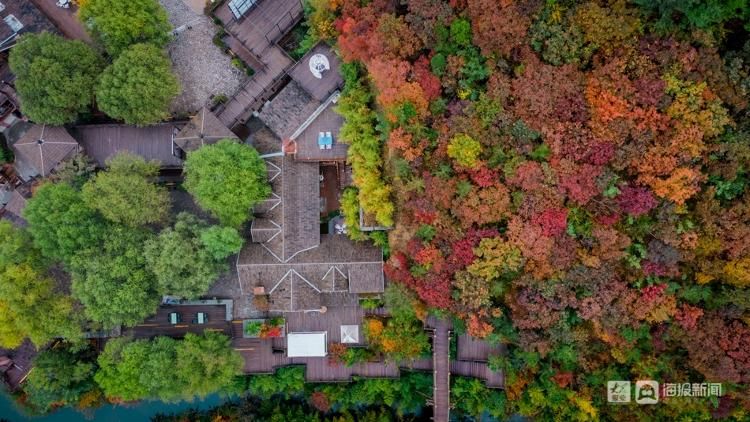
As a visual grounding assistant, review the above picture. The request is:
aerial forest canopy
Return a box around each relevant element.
[315,0,750,419]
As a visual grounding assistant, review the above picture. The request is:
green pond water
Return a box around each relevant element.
[0,391,225,422]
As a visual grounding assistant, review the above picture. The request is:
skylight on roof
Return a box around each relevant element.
[228,0,258,19]
[4,15,23,33]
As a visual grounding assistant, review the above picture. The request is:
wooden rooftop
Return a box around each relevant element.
[173,107,238,153]
[258,80,320,141]
[3,190,27,220]
[71,123,184,168]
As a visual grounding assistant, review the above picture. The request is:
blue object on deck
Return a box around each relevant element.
[318,132,333,149]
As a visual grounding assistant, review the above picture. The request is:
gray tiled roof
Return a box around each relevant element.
[257,81,320,141]
[12,125,78,176]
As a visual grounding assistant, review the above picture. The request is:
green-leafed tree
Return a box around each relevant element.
[23,182,107,267]
[71,226,159,328]
[79,0,171,57]
[247,366,306,399]
[82,152,170,227]
[24,345,98,412]
[0,220,38,270]
[183,140,270,227]
[95,43,179,125]
[95,333,241,402]
[9,32,103,125]
[199,225,245,261]
[144,213,243,298]
[94,337,152,401]
[50,153,97,189]
[174,331,244,399]
[0,263,84,348]
[0,221,83,348]
[137,336,182,400]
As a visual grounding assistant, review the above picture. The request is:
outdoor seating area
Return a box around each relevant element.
[129,303,232,339]
[168,311,209,325]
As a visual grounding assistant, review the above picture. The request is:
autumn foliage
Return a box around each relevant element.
[334,0,750,418]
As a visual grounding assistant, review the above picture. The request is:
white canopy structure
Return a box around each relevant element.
[287,332,327,357]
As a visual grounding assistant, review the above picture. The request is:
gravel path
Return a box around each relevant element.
[160,0,247,115]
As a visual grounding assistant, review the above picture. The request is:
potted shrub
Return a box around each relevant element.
[243,320,263,337]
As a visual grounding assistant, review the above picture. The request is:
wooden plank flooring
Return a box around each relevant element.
[432,319,451,422]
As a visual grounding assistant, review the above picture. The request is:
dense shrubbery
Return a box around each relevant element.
[231,366,431,417]
[336,63,394,227]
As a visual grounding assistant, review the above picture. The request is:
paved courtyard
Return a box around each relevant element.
[160,0,247,115]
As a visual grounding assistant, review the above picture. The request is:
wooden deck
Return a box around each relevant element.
[226,310,503,409]
[452,360,504,388]
[127,305,231,339]
[321,165,341,215]
[213,0,303,129]
[457,334,505,362]
[287,43,343,102]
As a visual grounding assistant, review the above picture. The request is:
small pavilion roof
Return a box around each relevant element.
[173,107,238,153]
[3,190,27,219]
[12,125,78,177]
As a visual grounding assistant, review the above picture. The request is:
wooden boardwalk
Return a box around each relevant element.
[432,319,451,422]
[213,0,303,129]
